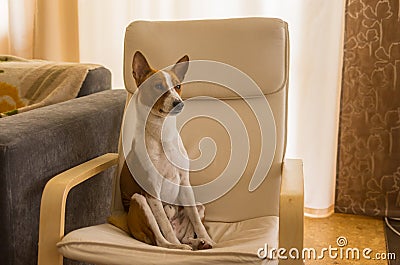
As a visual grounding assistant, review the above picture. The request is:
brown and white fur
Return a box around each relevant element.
[119,51,214,250]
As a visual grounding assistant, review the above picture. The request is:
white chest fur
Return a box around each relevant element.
[146,116,189,203]
[127,92,189,204]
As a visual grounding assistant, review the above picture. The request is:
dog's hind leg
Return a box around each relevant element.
[145,195,191,247]
[127,194,192,250]
[127,194,156,245]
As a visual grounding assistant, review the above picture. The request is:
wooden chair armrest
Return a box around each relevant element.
[38,153,119,265]
[279,159,304,264]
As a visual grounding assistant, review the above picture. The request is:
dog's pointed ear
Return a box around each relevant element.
[132,51,152,86]
[171,55,189,82]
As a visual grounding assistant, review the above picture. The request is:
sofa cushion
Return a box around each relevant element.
[77,67,111,97]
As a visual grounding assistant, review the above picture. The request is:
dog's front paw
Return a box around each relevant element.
[187,237,215,250]
[163,243,192,251]
[198,238,215,250]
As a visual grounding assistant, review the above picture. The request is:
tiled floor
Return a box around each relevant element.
[304,213,388,264]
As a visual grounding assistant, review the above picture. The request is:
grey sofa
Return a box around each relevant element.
[0,67,126,265]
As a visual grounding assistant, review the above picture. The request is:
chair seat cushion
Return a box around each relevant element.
[57,216,279,265]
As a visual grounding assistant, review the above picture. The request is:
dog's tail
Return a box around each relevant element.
[107,211,130,234]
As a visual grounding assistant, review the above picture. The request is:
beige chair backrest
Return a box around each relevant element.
[112,18,289,223]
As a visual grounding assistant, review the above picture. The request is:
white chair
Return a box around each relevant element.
[38,17,304,265]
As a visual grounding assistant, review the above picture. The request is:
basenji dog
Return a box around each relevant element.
[119,51,214,251]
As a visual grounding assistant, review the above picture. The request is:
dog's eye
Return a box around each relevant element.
[156,84,163,90]
[175,84,181,90]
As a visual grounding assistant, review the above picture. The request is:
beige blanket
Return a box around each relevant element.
[0,55,100,117]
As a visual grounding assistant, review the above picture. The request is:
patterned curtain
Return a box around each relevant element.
[336,0,400,217]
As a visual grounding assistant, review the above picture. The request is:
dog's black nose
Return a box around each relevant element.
[173,100,184,108]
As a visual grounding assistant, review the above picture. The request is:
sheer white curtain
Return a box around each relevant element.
[0,0,79,61]
[0,0,35,58]
[78,0,277,89]
[78,0,346,217]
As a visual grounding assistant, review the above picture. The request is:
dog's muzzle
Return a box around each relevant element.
[171,100,184,114]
